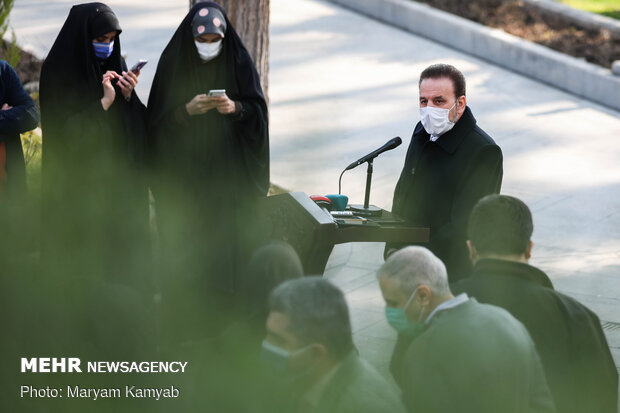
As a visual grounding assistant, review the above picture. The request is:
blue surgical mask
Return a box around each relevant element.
[92,40,114,60]
[260,340,317,389]
[260,340,315,373]
[385,287,427,337]
[260,340,291,372]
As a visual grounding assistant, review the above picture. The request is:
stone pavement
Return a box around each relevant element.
[11,0,620,394]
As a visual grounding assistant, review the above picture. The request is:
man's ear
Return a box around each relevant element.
[456,95,467,119]
[467,240,478,262]
[525,240,533,260]
[415,285,433,307]
[308,343,331,365]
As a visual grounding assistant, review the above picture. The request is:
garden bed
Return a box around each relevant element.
[414,0,620,69]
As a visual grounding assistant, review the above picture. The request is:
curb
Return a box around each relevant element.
[517,0,620,36]
[327,0,620,112]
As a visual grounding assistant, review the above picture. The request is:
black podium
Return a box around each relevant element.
[258,192,429,274]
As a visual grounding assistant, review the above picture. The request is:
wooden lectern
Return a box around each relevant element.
[258,192,429,274]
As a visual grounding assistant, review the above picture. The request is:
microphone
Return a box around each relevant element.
[345,137,402,171]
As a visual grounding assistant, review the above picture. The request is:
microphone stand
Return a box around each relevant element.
[363,160,373,208]
[350,159,382,216]
[342,136,401,217]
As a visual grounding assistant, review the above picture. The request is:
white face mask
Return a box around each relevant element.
[194,40,223,62]
[419,100,458,138]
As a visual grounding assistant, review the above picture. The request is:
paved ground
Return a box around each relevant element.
[11,0,620,397]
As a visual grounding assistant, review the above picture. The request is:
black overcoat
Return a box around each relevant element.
[387,107,502,280]
[0,60,39,199]
[452,259,619,413]
[0,60,39,256]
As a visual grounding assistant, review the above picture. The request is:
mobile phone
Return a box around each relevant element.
[130,59,148,73]
[207,89,226,97]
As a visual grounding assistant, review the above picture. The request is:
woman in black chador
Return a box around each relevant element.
[148,2,269,339]
[40,3,150,290]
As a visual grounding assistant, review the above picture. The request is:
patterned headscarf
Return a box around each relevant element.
[191,6,227,38]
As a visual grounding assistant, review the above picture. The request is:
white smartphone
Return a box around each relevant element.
[207,89,226,97]
[130,59,148,73]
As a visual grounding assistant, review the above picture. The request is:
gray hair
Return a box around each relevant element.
[378,246,451,297]
[268,277,353,360]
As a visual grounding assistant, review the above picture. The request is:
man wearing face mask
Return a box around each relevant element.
[378,246,556,413]
[386,64,503,282]
[261,277,406,413]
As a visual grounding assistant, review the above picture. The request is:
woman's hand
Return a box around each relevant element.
[212,93,236,115]
[101,70,118,111]
[185,94,217,116]
[118,70,139,101]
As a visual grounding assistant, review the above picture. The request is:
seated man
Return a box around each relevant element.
[262,277,406,413]
[452,194,618,413]
[378,246,555,413]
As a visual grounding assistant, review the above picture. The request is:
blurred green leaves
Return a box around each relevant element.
[0,0,14,38]
[0,0,21,68]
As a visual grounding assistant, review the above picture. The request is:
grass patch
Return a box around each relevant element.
[22,127,42,204]
[557,0,620,19]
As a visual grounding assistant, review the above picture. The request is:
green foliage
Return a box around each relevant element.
[21,128,41,167]
[4,29,21,67]
[0,0,20,66]
[0,0,14,38]
[21,126,42,200]
[558,0,620,20]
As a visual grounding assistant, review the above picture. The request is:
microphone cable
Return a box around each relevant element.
[338,167,346,195]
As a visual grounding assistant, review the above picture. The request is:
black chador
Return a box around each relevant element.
[148,2,269,339]
[39,3,150,289]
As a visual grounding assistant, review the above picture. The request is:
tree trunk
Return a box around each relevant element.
[190,0,269,99]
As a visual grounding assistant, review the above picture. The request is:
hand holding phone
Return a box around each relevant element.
[130,59,148,73]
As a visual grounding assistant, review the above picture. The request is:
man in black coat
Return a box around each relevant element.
[0,60,39,258]
[0,60,39,201]
[452,194,619,413]
[387,64,502,281]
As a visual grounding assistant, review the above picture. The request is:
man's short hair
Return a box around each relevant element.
[245,240,303,315]
[468,194,533,256]
[378,246,451,297]
[419,63,466,98]
[268,277,353,360]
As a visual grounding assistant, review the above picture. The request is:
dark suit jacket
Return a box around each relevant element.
[387,107,502,281]
[262,351,406,413]
[310,351,406,413]
[399,298,556,413]
[451,259,619,413]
